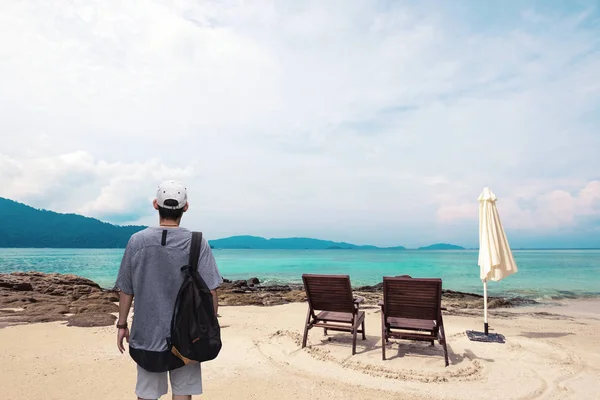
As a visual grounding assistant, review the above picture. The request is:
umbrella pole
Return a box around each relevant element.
[483,280,489,335]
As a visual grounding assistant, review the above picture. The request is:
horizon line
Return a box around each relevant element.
[2,197,599,250]
[1,246,599,251]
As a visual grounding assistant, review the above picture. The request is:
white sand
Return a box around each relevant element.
[0,300,599,399]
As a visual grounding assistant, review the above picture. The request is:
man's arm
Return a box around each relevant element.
[114,237,136,353]
[197,236,223,317]
[118,291,134,325]
[117,291,133,353]
[211,289,219,316]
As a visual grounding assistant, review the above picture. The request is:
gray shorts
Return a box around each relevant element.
[136,363,203,399]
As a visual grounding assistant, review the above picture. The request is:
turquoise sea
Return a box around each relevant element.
[0,248,599,300]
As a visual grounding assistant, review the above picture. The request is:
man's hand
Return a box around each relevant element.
[117,328,130,354]
[117,291,134,354]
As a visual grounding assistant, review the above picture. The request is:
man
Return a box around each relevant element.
[114,180,223,400]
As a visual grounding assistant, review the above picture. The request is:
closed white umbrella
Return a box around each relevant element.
[478,187,518,335]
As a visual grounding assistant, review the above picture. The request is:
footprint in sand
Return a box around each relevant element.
[256,330,482,383]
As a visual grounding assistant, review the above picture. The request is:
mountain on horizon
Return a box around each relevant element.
[208,235,406,250]
[0,197,146,248]
[0,197,465,250]
[0,197,407,249]
[418,243,466,250]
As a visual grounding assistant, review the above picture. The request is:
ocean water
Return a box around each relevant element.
[0,248,599,300]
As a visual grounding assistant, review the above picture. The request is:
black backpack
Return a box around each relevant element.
[129,231,222,372]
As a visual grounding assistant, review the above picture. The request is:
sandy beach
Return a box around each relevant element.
[1,298,599,400]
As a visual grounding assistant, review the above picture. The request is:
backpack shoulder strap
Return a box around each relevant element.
[189,231,203,268]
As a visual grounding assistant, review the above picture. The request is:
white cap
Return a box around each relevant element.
[156,180,188,209]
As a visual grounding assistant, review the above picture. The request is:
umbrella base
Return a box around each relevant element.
[466,330,505,343]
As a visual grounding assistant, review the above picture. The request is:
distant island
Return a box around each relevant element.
[418,243,465,250]
[0,197,145,248]
[208,235,407,250]
[0,197,462,250]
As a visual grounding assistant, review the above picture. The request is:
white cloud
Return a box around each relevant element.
[0,0,599,247]
[438,181,600,232]
[0,151,194,222]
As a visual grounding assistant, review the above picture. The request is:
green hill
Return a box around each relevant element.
[418,243,465,250]
[208,235,405,250]
[0,197,408,250]
[0,197,146,248]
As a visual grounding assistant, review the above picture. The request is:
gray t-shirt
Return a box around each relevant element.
[114,227,223,352]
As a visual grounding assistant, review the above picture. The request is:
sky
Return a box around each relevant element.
[0,0,599,248]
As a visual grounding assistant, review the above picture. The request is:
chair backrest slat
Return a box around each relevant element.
[302,274,355,314]
[383,277,442,321]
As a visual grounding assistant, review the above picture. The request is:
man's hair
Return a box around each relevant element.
[158,199,184,221]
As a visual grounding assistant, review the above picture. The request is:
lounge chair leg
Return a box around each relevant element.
[302,309,311,349]
[439,323,449,367]
[381,311,386,360]
[361,318,366,340]
[352,316,358,355]
[430,340,434,347]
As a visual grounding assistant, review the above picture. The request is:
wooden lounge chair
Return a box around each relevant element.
[301,274,366,355]
[379,276,449,366]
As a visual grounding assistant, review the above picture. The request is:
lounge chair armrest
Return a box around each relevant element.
[353,296,364,304]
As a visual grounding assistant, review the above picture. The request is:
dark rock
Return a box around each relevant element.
[29,314,68,324]
[219,283,235,291]
[356,282,383,292]
[222,278,232,283]
[0,311,66,324]
[261,285,292,292]
[487,298,511,309]
[498,297,537,307]
[443,289,483,299]
[0,272,539,322]
[71,302,118,314]
[0,294,39,304]
[0,272,120,327]
[24,303,70,315]
[1,272,103,300]
[283,290,307,303]
[262,298,289,306]
[355,276,410,292]
[12,283,33,291]
[67,313,117,327]
[218,292,265,306]
[81,291,119,303]
[247,277,260,286]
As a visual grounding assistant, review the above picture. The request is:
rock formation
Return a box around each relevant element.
[0,272,118,328]
[1,272,536,328]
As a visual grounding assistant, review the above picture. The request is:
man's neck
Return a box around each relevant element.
[159,219,180,228]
